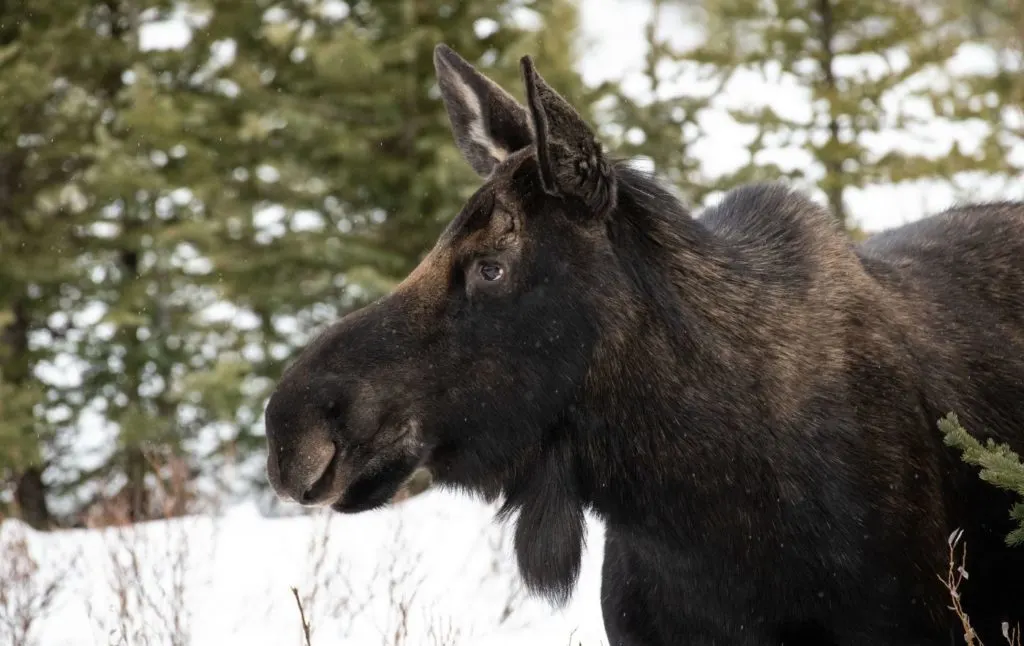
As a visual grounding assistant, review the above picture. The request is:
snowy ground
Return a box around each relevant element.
[1,490,609,646]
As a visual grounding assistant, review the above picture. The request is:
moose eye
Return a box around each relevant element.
[479,262,504,282]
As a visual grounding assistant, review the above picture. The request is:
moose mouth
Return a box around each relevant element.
[301,451,425,513]
[332,454,426,513]
[297,421,428,513]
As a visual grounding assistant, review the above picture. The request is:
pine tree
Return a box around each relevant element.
[0,0,132,528]
[927,0,1024,200]
[651,0,980,231]
[0,0,586,524]
[594,0,725,205]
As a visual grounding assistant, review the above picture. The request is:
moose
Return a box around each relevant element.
[264,44,1024,645]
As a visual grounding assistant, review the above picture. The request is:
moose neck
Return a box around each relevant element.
[576,169,861,543]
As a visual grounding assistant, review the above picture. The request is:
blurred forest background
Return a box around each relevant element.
[1,0,1023,531]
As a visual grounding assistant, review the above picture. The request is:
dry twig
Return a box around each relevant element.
[939,529,1021,646]
[1003,620,1022,646]
[941,529,982,646]
[291,586,313,646]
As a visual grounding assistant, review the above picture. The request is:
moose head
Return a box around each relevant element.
[266,44,671,602]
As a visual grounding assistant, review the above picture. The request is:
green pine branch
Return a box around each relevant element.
[938,413,1024,546]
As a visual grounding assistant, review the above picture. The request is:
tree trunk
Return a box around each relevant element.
[3,300,55,531]
[125,445,150,522]
[14,466,54,530]
[816,0,849,228]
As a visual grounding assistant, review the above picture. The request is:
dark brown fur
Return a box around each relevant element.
[264,45,1024,645]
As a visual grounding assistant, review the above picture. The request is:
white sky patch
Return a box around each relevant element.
[291,209,326,232]
[139,16,192,51]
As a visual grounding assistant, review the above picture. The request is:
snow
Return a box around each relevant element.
[1,491,609,646]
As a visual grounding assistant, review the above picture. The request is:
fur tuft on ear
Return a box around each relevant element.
[520,56,617,216]
[434,44,533,177]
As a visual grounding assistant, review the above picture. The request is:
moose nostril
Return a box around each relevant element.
[299,485,320,505]
[296,447,338,505]
[270,437,338,504]
[326,398,344,418]
[263,381,343,504]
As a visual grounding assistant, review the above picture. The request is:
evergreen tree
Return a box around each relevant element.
[652,0,980,230]
[594,0,724,205]
[0,0,586,525]
[928,0,1024,200]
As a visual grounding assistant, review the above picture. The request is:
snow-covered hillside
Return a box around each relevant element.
[1,491,608,646]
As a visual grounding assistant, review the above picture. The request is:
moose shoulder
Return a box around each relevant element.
[263,44,1024,645]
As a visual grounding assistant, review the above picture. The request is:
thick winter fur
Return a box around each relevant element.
[264,44,1024,645]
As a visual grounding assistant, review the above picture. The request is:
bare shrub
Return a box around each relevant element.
[81,447,197,529]
[373,514,472,646]
[425,615,462,646]
[376,515,429,646]
[943,529,981,646]
[483,513,527,627]
[288,510,470,646]
[83,448,212,646]
[292,509,377,643]
[941,529,1022,646]
[0,516,75,646]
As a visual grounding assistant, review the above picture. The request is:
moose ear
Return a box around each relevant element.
[520,56,616,216]
[434,44,533,178]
